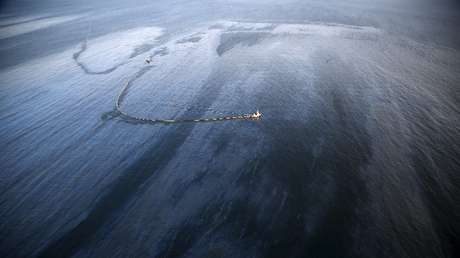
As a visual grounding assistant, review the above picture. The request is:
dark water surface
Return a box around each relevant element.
[1,0,460,257]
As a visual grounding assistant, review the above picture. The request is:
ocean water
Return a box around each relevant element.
[1,0,460,257]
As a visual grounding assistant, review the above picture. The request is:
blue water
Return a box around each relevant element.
[1,0,460,257]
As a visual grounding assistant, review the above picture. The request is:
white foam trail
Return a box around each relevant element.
[218,21,380,36]
[0,15,84,40]
[77,27,163,72]
[0,15,46,26]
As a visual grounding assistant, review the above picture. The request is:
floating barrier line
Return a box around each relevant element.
[115,68,261,123]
